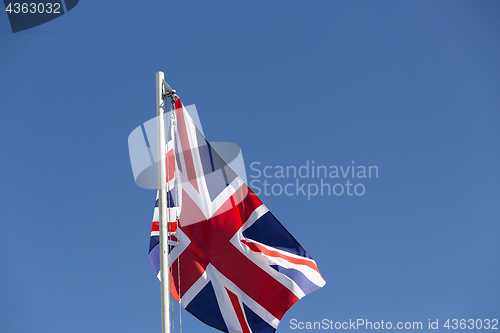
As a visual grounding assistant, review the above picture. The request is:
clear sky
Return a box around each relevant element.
[1,1,499,332]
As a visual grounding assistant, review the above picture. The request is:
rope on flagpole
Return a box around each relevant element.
[167,125,174,333]
[168,96,175,333]
[167,91,182,333]
[166,91,172,333]
[169,94,183,333]
[167,90,178,333]
[173,97,183,333]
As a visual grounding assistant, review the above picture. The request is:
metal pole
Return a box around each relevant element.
[156,71,170,333]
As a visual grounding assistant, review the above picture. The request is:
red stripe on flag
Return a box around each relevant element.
[242,239,321,274]
[169,270,180,302]
[151,221,159,232]
[175,99,199,192]
[151,221,177,232]
[226,288,251,333]
[168,222,177,232]
[166,148,175,182]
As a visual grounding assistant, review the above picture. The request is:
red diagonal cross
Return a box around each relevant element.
[170,184,299,320]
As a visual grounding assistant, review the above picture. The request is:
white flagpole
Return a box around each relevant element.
[156,71,170,333]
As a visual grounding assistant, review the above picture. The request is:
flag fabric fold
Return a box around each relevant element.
[149,98,325,333]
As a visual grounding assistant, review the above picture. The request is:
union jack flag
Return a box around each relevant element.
[149,98,325,333]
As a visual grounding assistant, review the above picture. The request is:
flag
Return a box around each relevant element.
[149,98,325,333]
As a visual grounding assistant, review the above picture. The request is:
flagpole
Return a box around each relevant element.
[156,71,170,333]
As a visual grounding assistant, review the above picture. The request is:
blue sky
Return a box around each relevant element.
[1,1,499,332]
